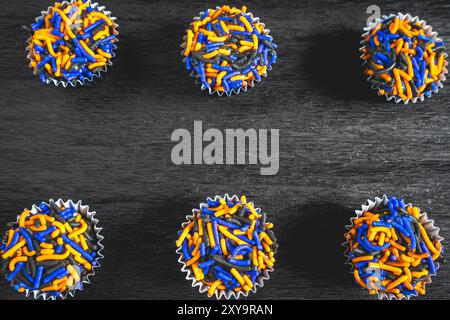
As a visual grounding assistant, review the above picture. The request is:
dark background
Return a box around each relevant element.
[0,0,449,300]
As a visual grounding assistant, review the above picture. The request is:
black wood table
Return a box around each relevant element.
[0,0,449,300]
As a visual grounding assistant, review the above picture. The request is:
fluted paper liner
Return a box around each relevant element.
[344,195,444,300]
[360,13,448,104]
[1,199,104,300]
[180,7,275,96]
[26,0,119,87]
[176,194,273,299]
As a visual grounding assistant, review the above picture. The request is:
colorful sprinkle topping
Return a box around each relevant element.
[0,200,102,299]
[28,0,118,85]
[361,14,447,101]
[183,5,277,95]
[176,195,277,298]
[345,196,444,299]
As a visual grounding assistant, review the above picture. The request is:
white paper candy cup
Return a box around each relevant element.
[176,194,274,299]
[180,7,276,96]
[344,195,444,300]
[360,13,448,104]
[26,0,119,87]
[0,199,104,300]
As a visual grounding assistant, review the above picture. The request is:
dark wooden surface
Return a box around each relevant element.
[0,0,449,300]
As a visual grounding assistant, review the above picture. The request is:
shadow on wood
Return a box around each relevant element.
[111,22,198,96]
[278,201,353,288]
[301,29,381,103]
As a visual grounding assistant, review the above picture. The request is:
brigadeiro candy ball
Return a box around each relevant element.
[182,5,277,96]
[345,195,444,300]
[27,0,119,86]
[360,13,448,103]
[176,195,277,299]
[0,199,103,299]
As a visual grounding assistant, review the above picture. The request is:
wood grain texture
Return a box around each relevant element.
[0,0,449,300]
